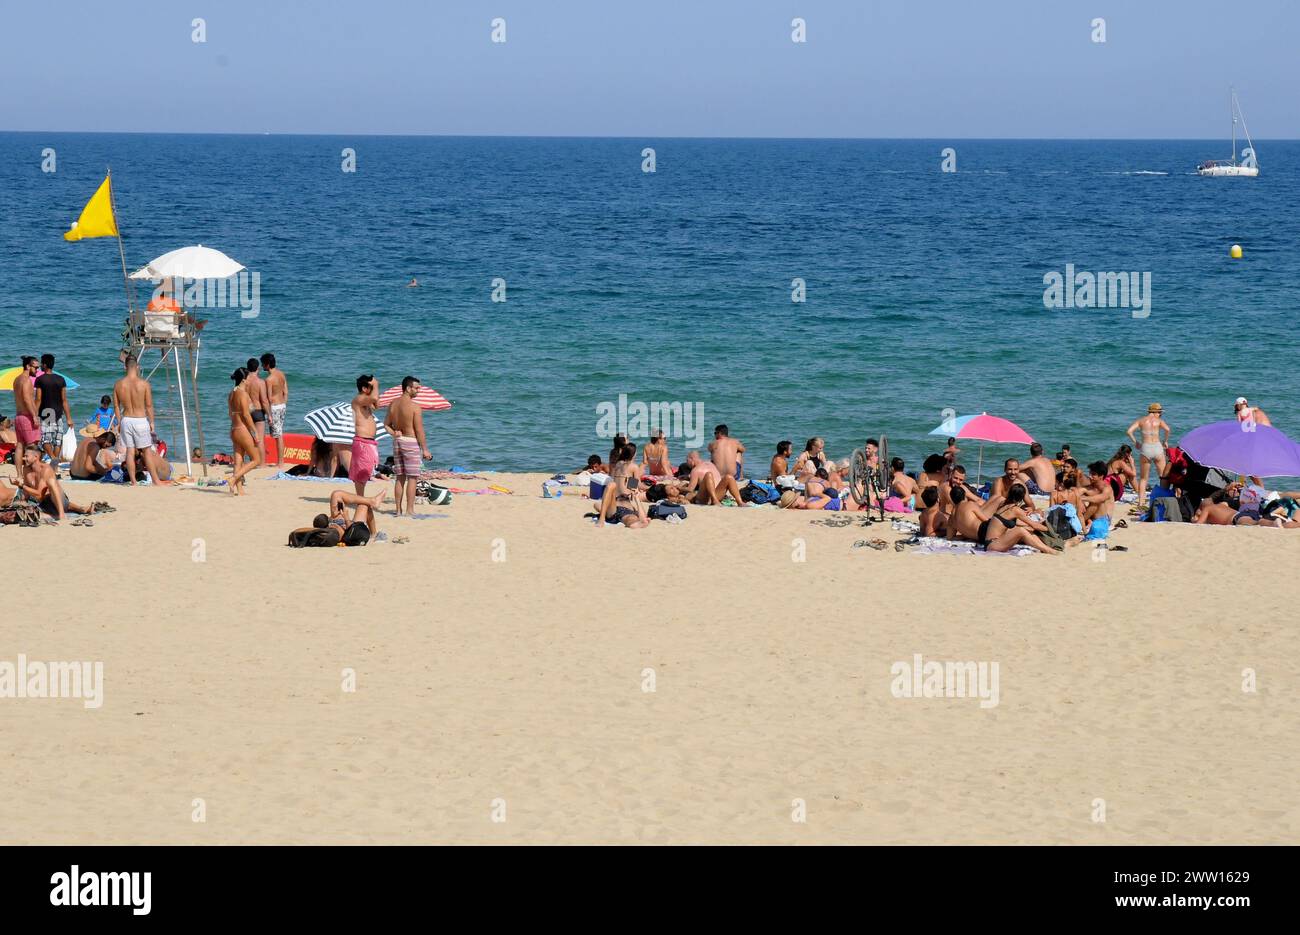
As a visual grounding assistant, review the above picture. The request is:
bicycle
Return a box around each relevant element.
[848,435,890,522]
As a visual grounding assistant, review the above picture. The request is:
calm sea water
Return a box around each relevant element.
[1,133,1296,474]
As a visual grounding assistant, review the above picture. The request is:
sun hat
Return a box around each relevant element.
[1148,403,1163,413]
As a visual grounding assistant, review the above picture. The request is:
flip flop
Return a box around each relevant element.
[1115,519,1129,528]
[852,538,889,551]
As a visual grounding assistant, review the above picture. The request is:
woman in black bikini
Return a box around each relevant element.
[949,483,1056,554]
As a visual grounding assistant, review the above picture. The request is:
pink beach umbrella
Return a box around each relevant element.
[377,385,452,411]
[929,412,1035,481]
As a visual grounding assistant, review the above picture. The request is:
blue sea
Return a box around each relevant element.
[1,133,1296,474]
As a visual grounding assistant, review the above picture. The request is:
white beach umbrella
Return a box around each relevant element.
[304,402,391,445]
[129,244,245,280]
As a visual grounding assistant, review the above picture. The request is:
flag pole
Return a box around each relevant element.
[105,167,136,319]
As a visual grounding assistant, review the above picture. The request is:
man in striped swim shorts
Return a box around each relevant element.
[383,375,432,516]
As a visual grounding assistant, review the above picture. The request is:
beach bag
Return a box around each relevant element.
[288,527,341,548]
[341,521,371,547]
[649,502,687,521]
[61,427,77,461]
[416,480,452,505]
[742,480,779,504]
[1038,527,1067,551]
[1045,504,1080,539]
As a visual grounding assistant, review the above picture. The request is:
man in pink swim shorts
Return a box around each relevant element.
[10,356,42,469]
[349,373,382,494]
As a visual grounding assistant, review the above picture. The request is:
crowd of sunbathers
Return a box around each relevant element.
[576,425,1115,547]
[574,407,1300,543]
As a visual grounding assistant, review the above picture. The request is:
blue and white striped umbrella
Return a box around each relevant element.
[303,402,390,445]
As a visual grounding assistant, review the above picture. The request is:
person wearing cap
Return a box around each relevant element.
[1234,396,1272,428]
[1125,403,1170,508]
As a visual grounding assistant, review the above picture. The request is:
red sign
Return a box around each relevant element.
[267,432,314,466]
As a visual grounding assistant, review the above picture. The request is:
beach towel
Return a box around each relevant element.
[1083,516,1111,541]
[909,536,1036,558]
[882,495,911,514]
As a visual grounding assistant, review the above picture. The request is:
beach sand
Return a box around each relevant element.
[2,468,1296,844]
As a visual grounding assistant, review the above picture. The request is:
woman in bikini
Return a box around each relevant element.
[1107,444,1137,494]
[598,443,649,528]
[642,430,671,477]
[227,367,264,495]
[949,483,1055,554]
[793,437,827,479]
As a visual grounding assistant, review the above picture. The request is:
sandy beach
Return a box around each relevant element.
[1,467,1295,844]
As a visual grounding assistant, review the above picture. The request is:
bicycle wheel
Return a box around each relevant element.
[848,446,872,506]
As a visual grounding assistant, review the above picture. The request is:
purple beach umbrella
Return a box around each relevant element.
[1178,420,1300,477]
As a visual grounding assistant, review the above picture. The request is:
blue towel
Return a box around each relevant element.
[1083,515,1111,541]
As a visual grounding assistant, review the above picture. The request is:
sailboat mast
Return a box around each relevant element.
[1230,88,1236,163]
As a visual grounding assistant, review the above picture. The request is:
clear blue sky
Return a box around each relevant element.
[2,0,1295,138]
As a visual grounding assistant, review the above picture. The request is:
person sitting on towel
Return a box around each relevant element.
[70,431,118,480]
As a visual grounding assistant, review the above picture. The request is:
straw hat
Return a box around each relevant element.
[1147,403,1163,413]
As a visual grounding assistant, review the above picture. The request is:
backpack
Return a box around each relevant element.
[742,480,780,504]
[288,527,341,548]
[1045,504,1080,540]
[649,502,687,520]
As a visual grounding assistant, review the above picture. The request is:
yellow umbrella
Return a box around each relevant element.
[0,366,81,390]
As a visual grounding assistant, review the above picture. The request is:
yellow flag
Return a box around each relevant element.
[63,175,119,241]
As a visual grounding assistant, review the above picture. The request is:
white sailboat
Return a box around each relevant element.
[1197,88,1259,177]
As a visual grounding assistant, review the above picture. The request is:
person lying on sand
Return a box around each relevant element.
[1258,492,1300,527]
[1192,482,1240,525]
[577,454,608,475]
[290,490,388,542]
[799,470,843,510]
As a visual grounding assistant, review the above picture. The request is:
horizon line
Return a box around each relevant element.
[3,129,1298,142]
